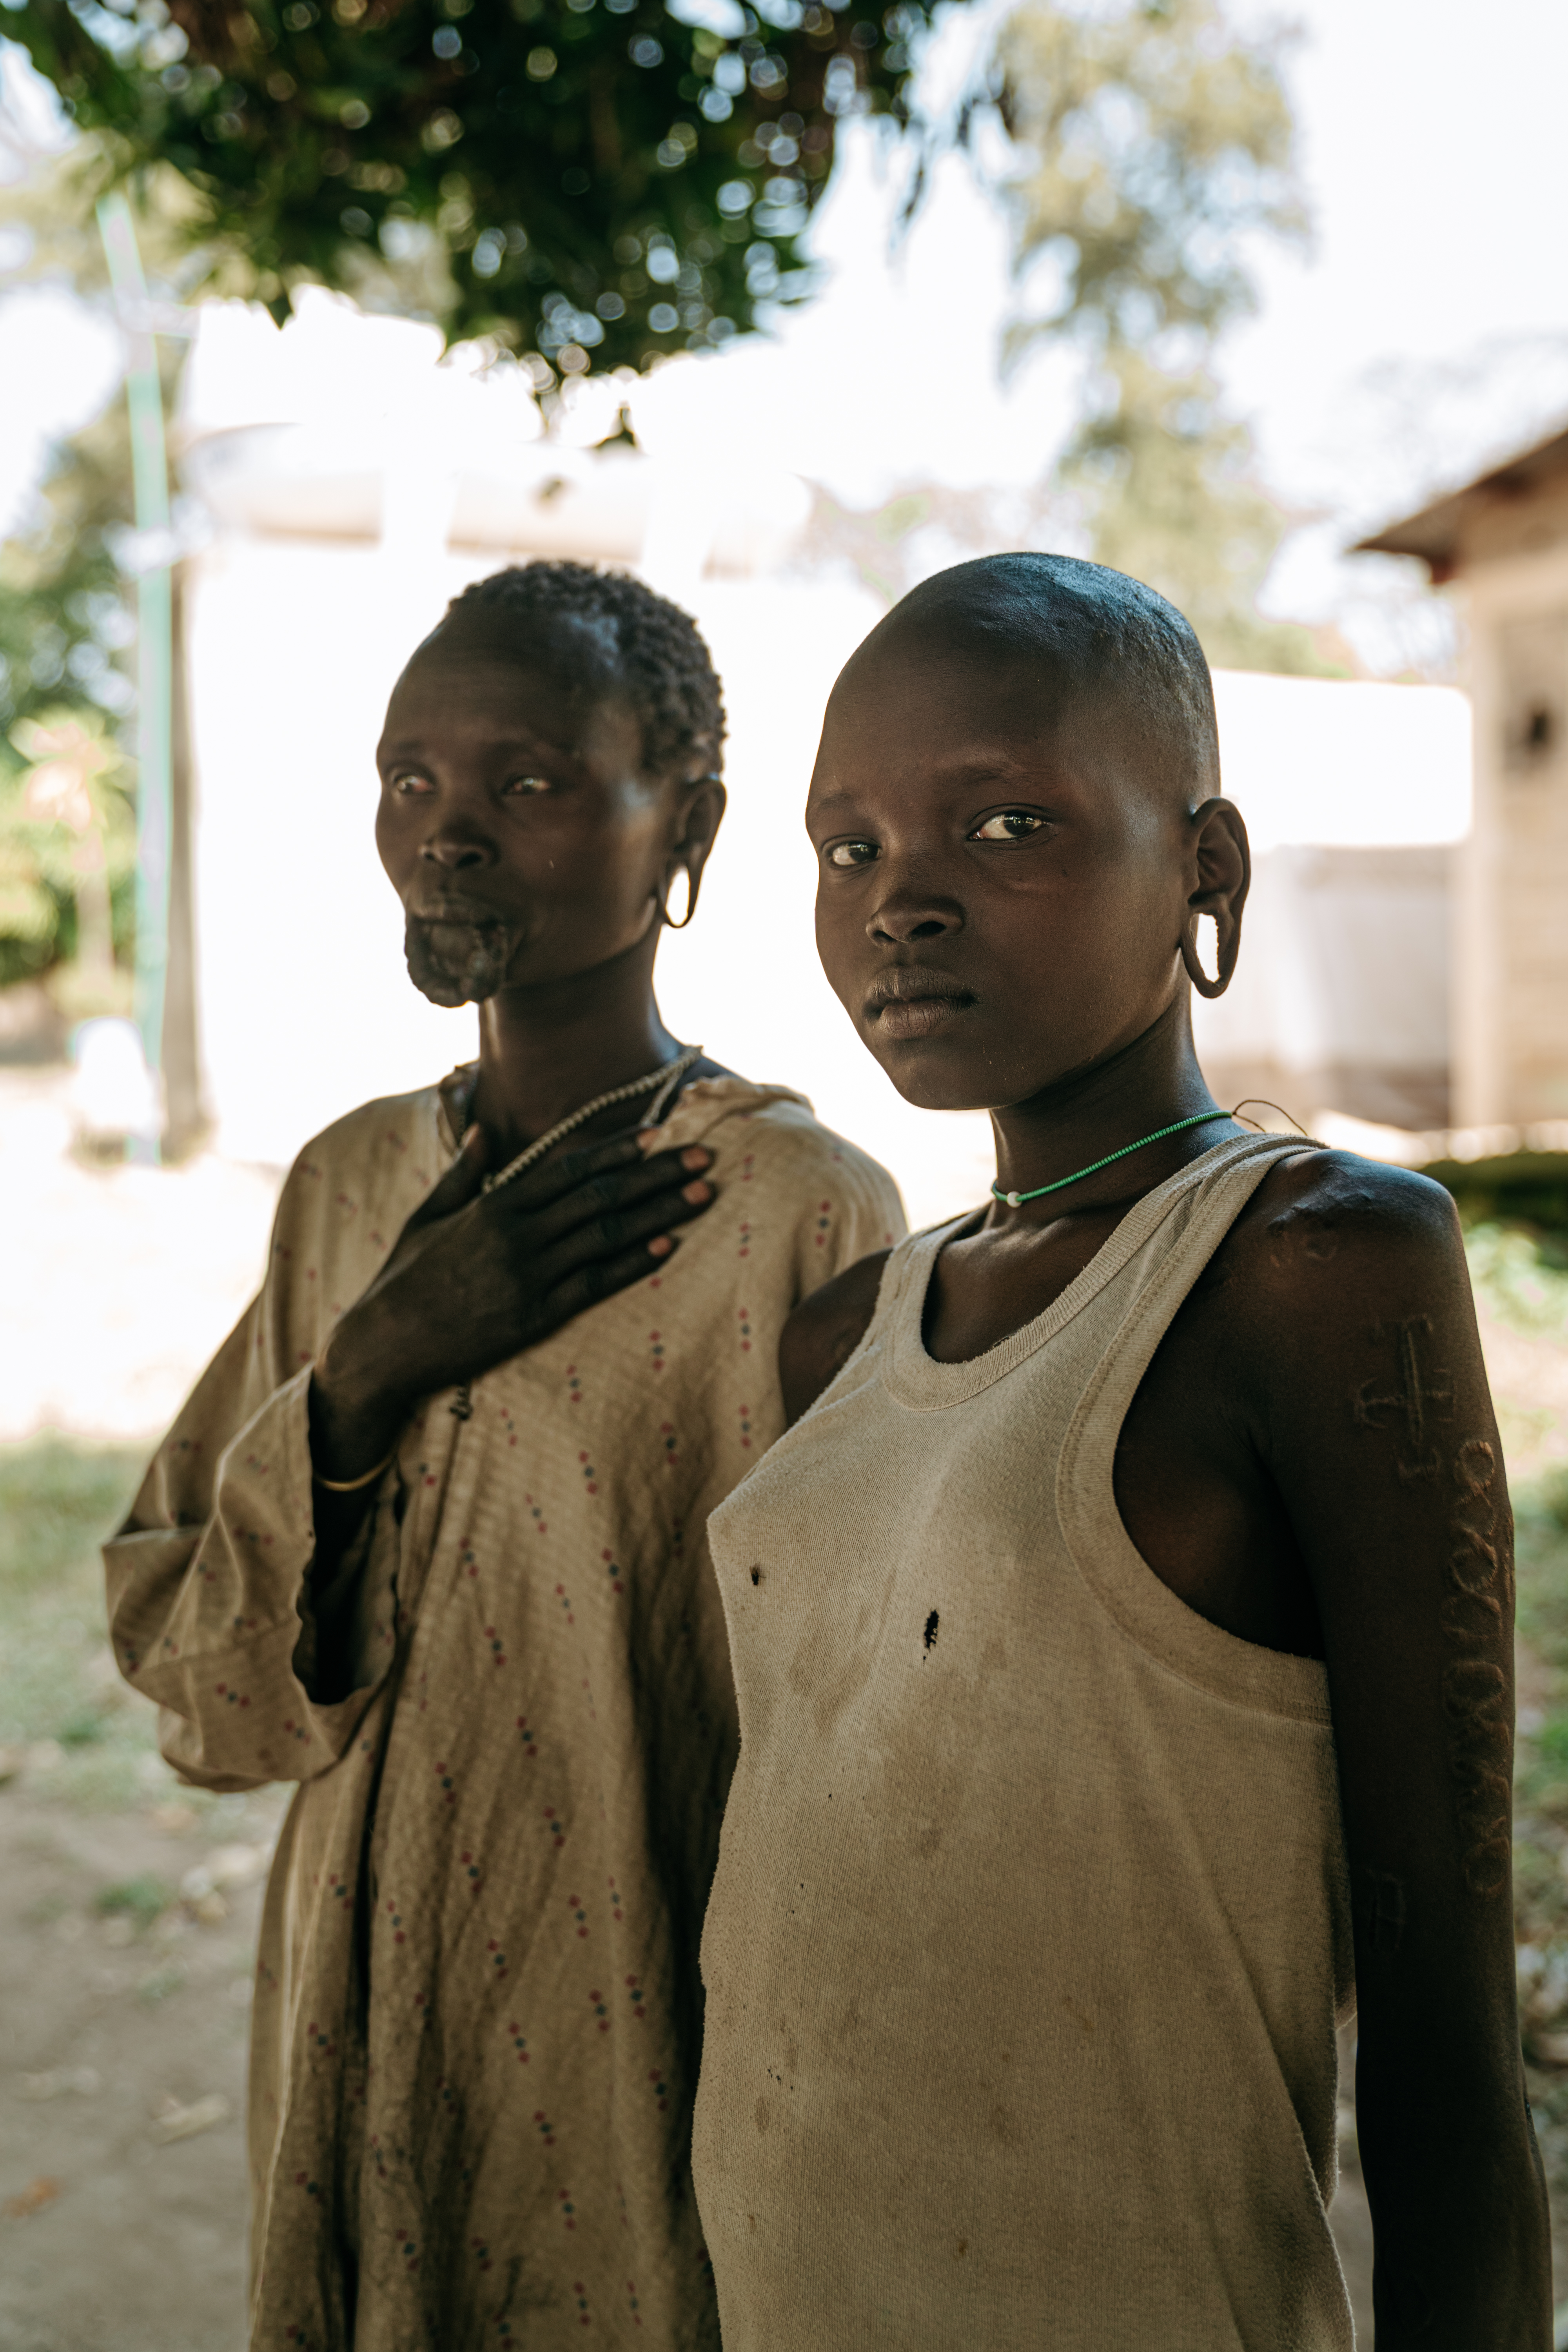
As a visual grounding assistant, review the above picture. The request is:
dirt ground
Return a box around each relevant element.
[0,1779,289,2352]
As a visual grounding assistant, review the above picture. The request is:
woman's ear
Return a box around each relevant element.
[1180,797,1250,1000]
[661,775,727,930]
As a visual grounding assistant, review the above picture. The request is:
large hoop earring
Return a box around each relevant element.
[1182,912,1239,1000]
[659,864,697,930]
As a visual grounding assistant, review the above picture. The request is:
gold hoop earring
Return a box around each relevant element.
[1182,913,1238,1000]
[660,865,697,930]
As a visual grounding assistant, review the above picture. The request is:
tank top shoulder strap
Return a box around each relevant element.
[1056,1132,1330,1719]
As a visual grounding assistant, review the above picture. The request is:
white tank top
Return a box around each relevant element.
[693,1136,1355,2350]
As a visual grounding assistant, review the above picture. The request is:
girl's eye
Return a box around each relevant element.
[824,839,878,869]
[392,771,435,796]
[503,774,553,797]
[971,810,1046,843]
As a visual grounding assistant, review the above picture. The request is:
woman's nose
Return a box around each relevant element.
[421,830,494,872]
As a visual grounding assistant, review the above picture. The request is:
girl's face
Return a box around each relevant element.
[376,614,706,1008]
[805,629,1240,1113]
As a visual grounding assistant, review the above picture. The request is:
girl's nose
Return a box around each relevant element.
[867,891,963,947]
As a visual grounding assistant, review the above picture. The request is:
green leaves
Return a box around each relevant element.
[10,0,949,375]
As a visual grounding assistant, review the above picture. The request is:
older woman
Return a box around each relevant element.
[107,561,902,2351]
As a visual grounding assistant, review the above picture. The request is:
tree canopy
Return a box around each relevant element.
[6,0,946,375]
[998,0,1333,671]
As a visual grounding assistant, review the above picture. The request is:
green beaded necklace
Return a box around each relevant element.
[992,1109,1232,1209]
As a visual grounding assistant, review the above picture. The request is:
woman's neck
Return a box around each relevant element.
[470,935,684,1158]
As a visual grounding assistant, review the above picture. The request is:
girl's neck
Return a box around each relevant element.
[470,936,684,1159]
[989,998,1226,1218]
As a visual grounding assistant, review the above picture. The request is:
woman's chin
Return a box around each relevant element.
[404,919,521,1008]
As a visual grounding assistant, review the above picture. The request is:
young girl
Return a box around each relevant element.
[692,553,1549,2348]
[106,561,902,2350]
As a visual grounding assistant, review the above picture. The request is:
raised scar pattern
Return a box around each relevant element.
[1440,1438,1513,1898]
[1353,1316,1455,1482]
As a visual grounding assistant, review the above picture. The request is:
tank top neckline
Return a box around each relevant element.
[883,1133,1299,1413]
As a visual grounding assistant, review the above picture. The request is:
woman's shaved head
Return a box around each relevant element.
[860,552,1220,806]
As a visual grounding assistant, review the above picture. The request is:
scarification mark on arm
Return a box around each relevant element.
[1440,1438,1514,1897]
[1353,1316,1455,1483]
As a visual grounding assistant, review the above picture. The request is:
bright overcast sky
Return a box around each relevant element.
[3,0,1568,648]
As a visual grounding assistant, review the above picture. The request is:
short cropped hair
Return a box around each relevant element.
[443,560,726,782]
[886,553,1219,800]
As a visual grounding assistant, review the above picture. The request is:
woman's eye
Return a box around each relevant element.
[392,771,435,796]
[503,774,553,797]
[971,811,1046,843]
[824,840,878,869]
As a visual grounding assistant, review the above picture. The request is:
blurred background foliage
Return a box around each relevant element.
[0,0,1330,991]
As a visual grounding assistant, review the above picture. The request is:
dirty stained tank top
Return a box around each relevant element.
[692,1135,1356,2351]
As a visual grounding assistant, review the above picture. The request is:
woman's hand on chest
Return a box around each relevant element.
[310,1127,717,1478]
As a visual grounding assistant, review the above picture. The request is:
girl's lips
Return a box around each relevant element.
[871,996,971,1041]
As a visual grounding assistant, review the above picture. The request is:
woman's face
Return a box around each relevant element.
[375,613,696,1008]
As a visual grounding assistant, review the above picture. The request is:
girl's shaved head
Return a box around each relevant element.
[860,552,1220,807]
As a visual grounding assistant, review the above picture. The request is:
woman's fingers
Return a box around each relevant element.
[535,1234,688,1338]
[530,1176,715,1288]
[499,1143,715,1248]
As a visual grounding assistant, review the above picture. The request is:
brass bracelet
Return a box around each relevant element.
[313,1450,395,1494]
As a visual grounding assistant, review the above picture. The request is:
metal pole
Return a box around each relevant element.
[97,192,172,1166]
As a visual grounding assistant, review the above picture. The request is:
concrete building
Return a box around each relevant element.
[1359,427,1568,1131]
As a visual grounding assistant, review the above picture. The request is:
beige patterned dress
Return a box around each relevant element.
[104,1074,902,2352]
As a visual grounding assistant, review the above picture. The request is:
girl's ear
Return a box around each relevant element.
[1180,797,1250,1000]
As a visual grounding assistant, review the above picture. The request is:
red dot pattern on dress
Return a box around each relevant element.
[385,1899,407,1945]
[484,1623,507,1666]
[590,1987,610,2032]
[516,1716,538,1756]
[738,1403,753,1450]
[579,1450,599,1499]
[559,2189,577,2232]
[648,2068,669,2113]
[648,1329,666,1375]
[570,1894,589,1938]
[815,1197,833,1247]
[627,2280,642,2327]
[608,1875,624,1924]
[542,1806,565,1849]
[575,2278,591,2325]
[566,1363,583,1405]
[471,2234,493,2274]
[625,1974,646,2020]
[435,1760,456,1806]
[601,1547,624,1596]
[508,2022,530,2064]
[556,1581,575,1626]
[737,1305,753,1353]
[487,1937,508,1981]
[535,2110,557,2147]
